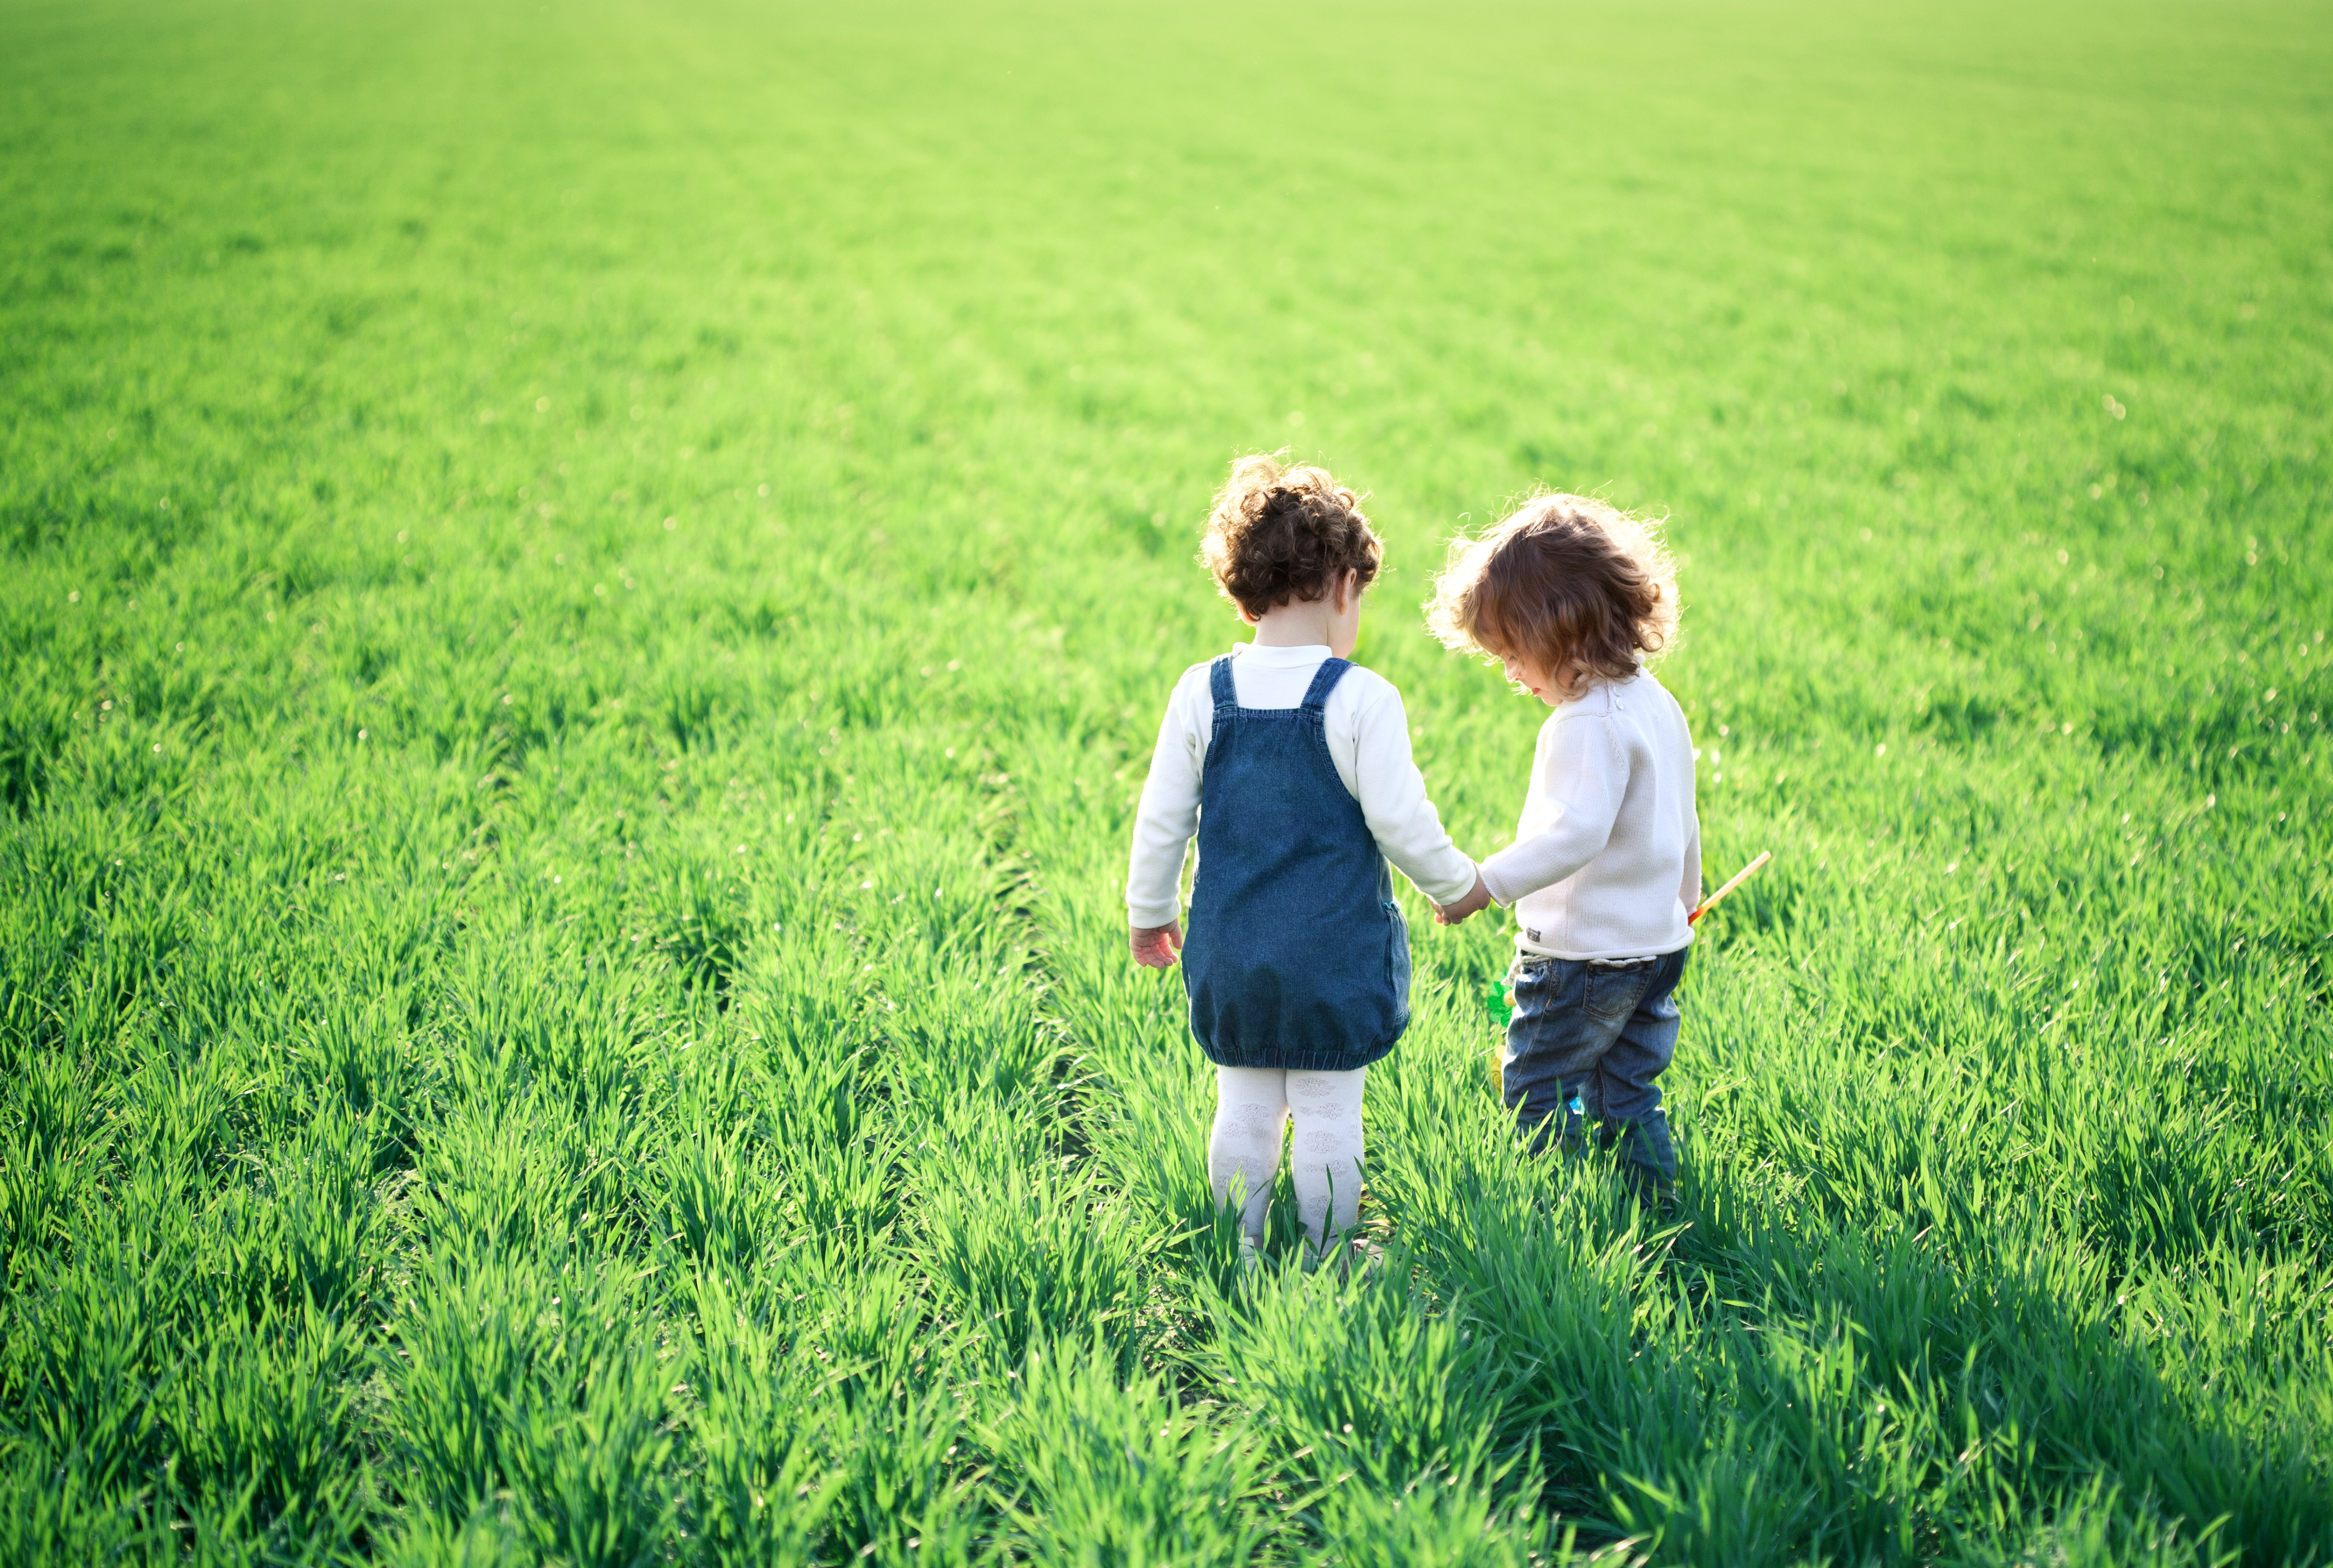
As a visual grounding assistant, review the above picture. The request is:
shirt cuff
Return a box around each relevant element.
[1127,897,1183,930]
[1478,855,1524,908]
[1415,857,1481,907]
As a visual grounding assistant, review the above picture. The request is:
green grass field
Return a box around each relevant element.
[3,0,2330,1562]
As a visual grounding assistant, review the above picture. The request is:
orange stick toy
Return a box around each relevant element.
[1688,850,1772,925]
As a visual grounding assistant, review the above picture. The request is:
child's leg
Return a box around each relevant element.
[1285,1066,1367,1257]
[1209,1066,1287,1244]
[1589,948,1690,1190]
[1502,957,1608,1154]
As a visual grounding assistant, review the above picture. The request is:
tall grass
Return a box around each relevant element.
[1,0,2327,1561]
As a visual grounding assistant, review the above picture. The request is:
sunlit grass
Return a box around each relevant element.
[1,0,2327,1562]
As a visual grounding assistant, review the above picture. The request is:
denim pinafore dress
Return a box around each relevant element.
[1180,656,1411,1072]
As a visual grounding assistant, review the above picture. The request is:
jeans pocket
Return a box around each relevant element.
[1584,964,1647,1024]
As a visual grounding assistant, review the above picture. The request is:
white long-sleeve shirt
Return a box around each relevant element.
[1126,643,1479,930]
[1479,670,1702,961]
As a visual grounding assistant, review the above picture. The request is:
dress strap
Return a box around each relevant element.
[1208,656,1238,710]
[1299,657,1351,713]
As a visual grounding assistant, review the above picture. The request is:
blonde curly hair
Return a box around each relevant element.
[1427,493,1679,681]
[1199,453,1381,617]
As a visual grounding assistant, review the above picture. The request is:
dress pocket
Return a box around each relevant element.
[1382,900,1411,1014]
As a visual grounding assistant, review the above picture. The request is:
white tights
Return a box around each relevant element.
[1207,1064,1366,1256]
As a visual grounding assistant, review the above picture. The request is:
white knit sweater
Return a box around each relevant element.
[1479,670,1703,961]
[1125,643,1480,930]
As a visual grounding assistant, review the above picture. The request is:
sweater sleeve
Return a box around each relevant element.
[1125,672,1206,929]
[1350,684,1480,906]
[1479,713,1628,906]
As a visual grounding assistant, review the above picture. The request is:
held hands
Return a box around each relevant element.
[1130,920,1184,969]
[1434,871,1495,927]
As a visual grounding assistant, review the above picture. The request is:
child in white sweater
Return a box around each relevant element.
[1429,493,1700,1201]
[1128,455,1478,1265]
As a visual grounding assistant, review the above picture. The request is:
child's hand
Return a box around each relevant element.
[1131,920,1184,968]
[1435,872,1495,926]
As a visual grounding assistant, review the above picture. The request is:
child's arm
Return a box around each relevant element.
[1126,670,1208,966]
[1348,684,1480,911]
[1478,714,1627,907]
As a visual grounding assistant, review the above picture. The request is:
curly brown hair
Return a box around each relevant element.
[1426,493,1679,682]
[1200,453,1381,618]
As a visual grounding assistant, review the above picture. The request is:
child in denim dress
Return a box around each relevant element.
[1428,493,1699,1201]
[1127,455,1480,1266]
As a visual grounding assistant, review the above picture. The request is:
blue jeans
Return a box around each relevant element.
[1502,946,1689,1187]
